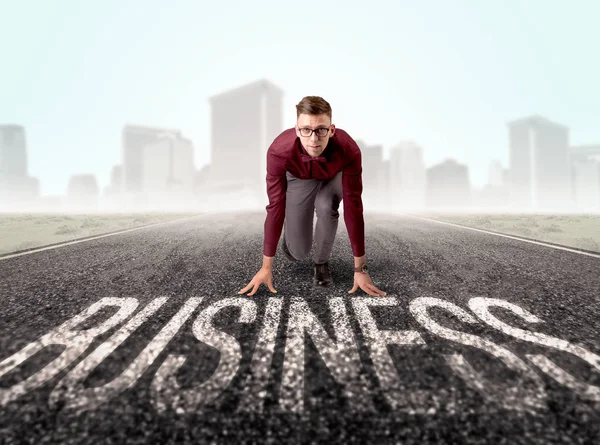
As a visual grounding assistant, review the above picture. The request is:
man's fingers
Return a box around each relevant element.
[248,283,260,296]
[374,285,387,296]
[366,283,387,297]
[238,282,252,294]
[368,284,385,295]
[243,275,383,296]
[361,283,381,297]
[361,285,378,296]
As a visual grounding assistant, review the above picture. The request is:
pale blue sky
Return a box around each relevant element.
[1,0,598,196]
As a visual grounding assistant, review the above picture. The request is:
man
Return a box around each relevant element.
[239,96,386,297]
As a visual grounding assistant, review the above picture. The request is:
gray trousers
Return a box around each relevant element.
[283,171,343,264]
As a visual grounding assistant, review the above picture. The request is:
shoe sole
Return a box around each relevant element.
[313,276,333,287]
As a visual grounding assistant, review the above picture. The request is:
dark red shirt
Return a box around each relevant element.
[264,127,365,258]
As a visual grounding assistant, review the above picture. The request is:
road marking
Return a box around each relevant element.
[410,297,547,413]
[0,212,219,261]
[406,214,600,259]
[238,297,283,412]
[352,297,438,415]
[49,296,190,413]
[2,294,594,412]
[279,297,373,414]
[469,297,600,402]
[0,297,139,407]
[152,297,257,414]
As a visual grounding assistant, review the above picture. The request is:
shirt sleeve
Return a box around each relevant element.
[263,151,287,257]
[342,150,366,257]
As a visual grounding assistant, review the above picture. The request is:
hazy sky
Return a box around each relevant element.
[1,0,598,196]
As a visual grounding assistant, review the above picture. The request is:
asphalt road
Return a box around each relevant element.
[1,211,599,444]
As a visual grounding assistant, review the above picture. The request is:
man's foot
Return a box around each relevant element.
[281,234,298,262]
[314,262,333,287]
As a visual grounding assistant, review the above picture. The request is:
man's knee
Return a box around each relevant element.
[284,228,312,260]
[289,240,311,260]
[314,193,341,218]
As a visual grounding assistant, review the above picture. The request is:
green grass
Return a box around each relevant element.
[0,212,201,256]
[415,212,600,252]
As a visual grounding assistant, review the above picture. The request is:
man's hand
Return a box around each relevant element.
[348,272,386,297]
[238,266,277,296]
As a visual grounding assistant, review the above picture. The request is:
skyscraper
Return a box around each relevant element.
[142,134,195,208]
[67,174,99,211]
[570,144,600,160]
[507,115,572,211]
[356,140,385,211]
[389,141,426,211]
[121,124,195,209]
[0,124,39,210]
[102,165,124,211]
[570,144,600,211]
[208,78,284,206]
[0,125,27,179]
[122,124,181,194]
[110,165,123,194]
[488,160,504,187]
[426,159,471,209]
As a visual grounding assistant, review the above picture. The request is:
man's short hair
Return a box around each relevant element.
[296,96,332,121]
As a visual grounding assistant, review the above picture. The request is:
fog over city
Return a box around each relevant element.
[1,1,599,214]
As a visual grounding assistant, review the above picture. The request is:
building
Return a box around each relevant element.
[389,141,427,212]
[102,165,125,210]
[0,124,40,210]
[356,140,386,211]
[507,115,572,211]
[122,124,181,194]
[426,159,471,209]
[570,144,600,212]
[570,144,600,161]
[470,159,510,210]
[121,125,195,209]
[488,160,504,187]
[0,124,27,178]
[102,165,123,197]
[67,174,99,211]
[110,165,123,193]
[207,78,284,208]
[141,134,195,209]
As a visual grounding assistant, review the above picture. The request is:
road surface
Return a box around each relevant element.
[1,211,599,444]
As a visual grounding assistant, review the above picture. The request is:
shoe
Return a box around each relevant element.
[281,234,297,262]
[314,262,333,287]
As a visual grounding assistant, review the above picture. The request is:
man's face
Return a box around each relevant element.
[295,113,336,158]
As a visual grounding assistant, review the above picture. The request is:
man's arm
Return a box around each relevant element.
[341,150,366,260]
[342,149,386,296]
[238,150,286,296]
[263,152,287,258]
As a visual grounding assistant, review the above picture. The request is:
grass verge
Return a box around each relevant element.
[0,212,200,256]
[413,213,600,253]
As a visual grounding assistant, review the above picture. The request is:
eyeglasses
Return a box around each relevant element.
[298,126,331,138]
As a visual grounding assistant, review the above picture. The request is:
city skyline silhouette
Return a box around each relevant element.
[1,79,599,213]
[1,1,599,212]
